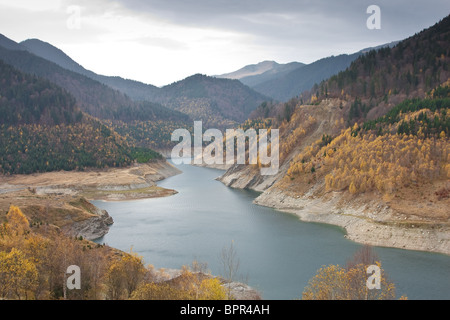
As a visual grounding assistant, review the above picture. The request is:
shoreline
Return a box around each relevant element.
[0,160,181,201]
[252,189,450,256]
[215,161,450,256]
[0,160,182,240]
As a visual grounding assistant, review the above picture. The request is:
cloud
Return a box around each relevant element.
[0,0,449,85]
[111,0,450,63]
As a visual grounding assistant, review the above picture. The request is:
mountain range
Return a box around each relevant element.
[5,37,269,128]
[215,60,305,87]
[1,14,446,177]
[216,42,398,102]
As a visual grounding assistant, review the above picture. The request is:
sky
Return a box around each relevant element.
[0,0,449,87]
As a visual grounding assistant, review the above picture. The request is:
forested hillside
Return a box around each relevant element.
[0,42,191,150]
[141,73,270,129]
[0,60,161,174]
[0,205,229,300]
[286,90,449,196]
[221,15,450,230]
[309,16,449,123]
[12,37,269,130]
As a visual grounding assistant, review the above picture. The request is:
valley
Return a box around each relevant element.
[0,9,449,301]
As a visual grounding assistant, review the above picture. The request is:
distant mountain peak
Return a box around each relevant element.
[20,38,89,75]
[215,60,305,88]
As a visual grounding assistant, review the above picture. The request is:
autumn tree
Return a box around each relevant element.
[104,249,147,300]
[0,248,38,299]
[131,266,227,300]
[302,246,403,300]
[4,205,30,237]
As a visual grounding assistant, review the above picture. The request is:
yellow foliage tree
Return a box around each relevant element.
[5,205,30,236]
[302,246,404,300]
[131,282,185,300]
[105,249,147,300]
[0,248,38,300]
[349,181,358,194]
[302,261,399,300]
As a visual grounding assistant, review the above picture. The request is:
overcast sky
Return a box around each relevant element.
[0,0,449,86]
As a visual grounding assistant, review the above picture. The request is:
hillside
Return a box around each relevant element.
[20,38,161,101]
[14,36,270,131]
[0,59,161,174]
[218,15,450,254]
[153,74,270,128]
[0,37,191,150]
[311,18,449,122]
[249,42,398,102]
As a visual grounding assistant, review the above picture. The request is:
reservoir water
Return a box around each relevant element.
[93,161,450,300]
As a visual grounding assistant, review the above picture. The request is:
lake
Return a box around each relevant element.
[92,161,450,300]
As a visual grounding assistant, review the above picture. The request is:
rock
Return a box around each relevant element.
[66,208,114,240]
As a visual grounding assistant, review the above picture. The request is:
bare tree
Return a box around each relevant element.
[346,245,378,270]
[220,240,240,298]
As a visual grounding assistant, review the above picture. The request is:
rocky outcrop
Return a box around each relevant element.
[218,163,285,192]
[63,206,114,240]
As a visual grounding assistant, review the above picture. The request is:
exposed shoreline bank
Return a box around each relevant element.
[215,163,450,256]
[0,160,181,240]
[252,189,450,256]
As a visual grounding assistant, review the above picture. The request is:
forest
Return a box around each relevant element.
[285,91,449,196]
[0,59,162,174]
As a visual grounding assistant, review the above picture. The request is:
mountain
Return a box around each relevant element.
[0,36,191,150]
[16,36,270,129]
[243,42,398,102]
[0,42,181,122]
[153,74,270,128]
[20,38,161,101]
[215,60,305,87]
[218,15,450,254]
[0,59,161,174]
[252,53,362,101]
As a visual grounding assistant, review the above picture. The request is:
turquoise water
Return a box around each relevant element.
[93,161,450,300]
